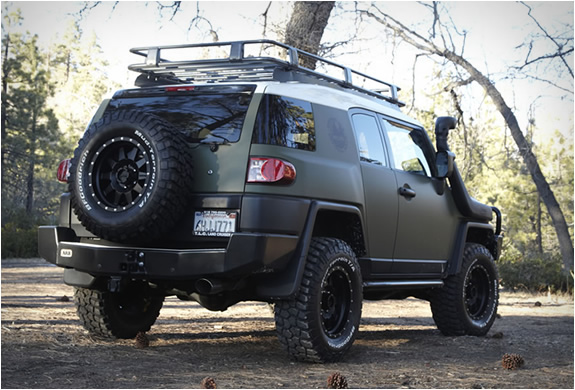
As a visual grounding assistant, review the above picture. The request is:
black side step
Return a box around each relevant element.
[363,280,443,291]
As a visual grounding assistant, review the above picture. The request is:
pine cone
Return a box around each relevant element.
[327,372,348,389]
[135,331,149,349]
[502,353,524,370]
[200,376,217,389]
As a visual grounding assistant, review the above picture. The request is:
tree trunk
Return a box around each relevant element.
[2,33,11,193]
[536,195,543,255]
[25,152,35,214]
[284,1,335,69]
[26,99,38,215]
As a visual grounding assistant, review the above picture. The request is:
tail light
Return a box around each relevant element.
[165,86,196,92]
[57,158,71,183]
[247,157,296,184]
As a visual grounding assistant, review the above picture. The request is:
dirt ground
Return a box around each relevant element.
[1,258,573,389]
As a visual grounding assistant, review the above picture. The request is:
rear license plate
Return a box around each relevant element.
[194,211,237,237]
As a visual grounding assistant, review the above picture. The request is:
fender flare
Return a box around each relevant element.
[447,220,500,275]
[256,200,365,299]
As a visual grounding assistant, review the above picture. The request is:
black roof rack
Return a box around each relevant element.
[128,39,405,107]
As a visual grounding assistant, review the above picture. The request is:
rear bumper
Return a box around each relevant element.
[38,226,297,281]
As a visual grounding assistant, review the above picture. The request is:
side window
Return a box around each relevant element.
[252,94,315,151]
[385,121,431,177]
[351,113,387,166]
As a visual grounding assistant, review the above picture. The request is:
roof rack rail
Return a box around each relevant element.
[128,39,405,107]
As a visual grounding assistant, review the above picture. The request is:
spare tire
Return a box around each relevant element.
[69,110,193,243]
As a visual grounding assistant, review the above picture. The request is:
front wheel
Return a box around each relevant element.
[430,243,499,336]
[74,282,164,339]
[274,237,363,363]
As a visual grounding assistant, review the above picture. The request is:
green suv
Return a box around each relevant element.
[39,39,503,363]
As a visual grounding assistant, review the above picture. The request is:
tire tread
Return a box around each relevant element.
[430,243,498,336]
[69,110,194,243]
[274,237,361,363]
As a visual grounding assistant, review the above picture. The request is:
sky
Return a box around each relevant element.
[3,1,574,141]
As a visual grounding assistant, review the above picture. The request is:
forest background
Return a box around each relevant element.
[1,1,573,292]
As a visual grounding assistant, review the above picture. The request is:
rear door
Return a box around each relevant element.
[380,118,459,276]
[350,111,398,274]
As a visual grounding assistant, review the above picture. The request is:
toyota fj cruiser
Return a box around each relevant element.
[39,39,503,363]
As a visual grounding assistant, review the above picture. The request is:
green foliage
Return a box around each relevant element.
[1,5,118,244]
[498,249,574,293]
[2,10,62,222]
[49,21,119,140]
[1,225,38,258]
[1,210,42,258]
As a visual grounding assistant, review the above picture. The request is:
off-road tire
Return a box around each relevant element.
[430,243,499,336]
[74,283,164,339]
[69,110,193,243]
[274,237,362,363]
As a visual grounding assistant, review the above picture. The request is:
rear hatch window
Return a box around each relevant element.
[106,85,255,144]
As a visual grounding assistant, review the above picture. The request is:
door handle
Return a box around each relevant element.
[399,186,416,198]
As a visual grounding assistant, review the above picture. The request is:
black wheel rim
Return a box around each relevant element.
[320,264,352,339]
[90,137,151,211]
[464,263,490,320]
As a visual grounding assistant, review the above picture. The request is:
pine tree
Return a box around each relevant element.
[48,21,119,141]
[2,10,61,225]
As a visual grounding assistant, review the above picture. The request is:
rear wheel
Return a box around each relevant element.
[69,110,193,243]
[430,243,499,336]
[274,237,362,363]
[74,282,164,339]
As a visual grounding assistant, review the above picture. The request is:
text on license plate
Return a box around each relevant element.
[194,211,237,237]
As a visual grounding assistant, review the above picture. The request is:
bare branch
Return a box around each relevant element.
[504,71,574,95]
[417,1,439,38]
[517,47,574,73]
[260,2,272,38]
[520,1,574,78]
[76,2,103,18]
[360,4,437,54]
[156,1,182,22]
[408,53,424,114]
[184,2,218,41]
[443,77,474,92]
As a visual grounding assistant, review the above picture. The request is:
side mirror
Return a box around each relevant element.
[436,150,455,178]
[435,116,457,152]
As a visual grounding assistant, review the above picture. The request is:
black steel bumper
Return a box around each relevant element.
[38,226,298,282]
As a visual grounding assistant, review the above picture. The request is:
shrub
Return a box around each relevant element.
[1,209,45,259]
[1,223,39,258]
[498,250,573,293]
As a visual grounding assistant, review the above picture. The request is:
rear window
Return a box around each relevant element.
[253,94,316,151]
[106,85,255,144]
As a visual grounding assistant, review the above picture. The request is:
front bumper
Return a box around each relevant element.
[38,226,298,281]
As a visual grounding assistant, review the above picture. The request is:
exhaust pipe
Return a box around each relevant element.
[195,278,224,295]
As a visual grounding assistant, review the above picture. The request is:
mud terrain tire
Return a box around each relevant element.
[69,110,193,243]
[430,243,499,336]
[274,237,362,363]
[74,283,164,339]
